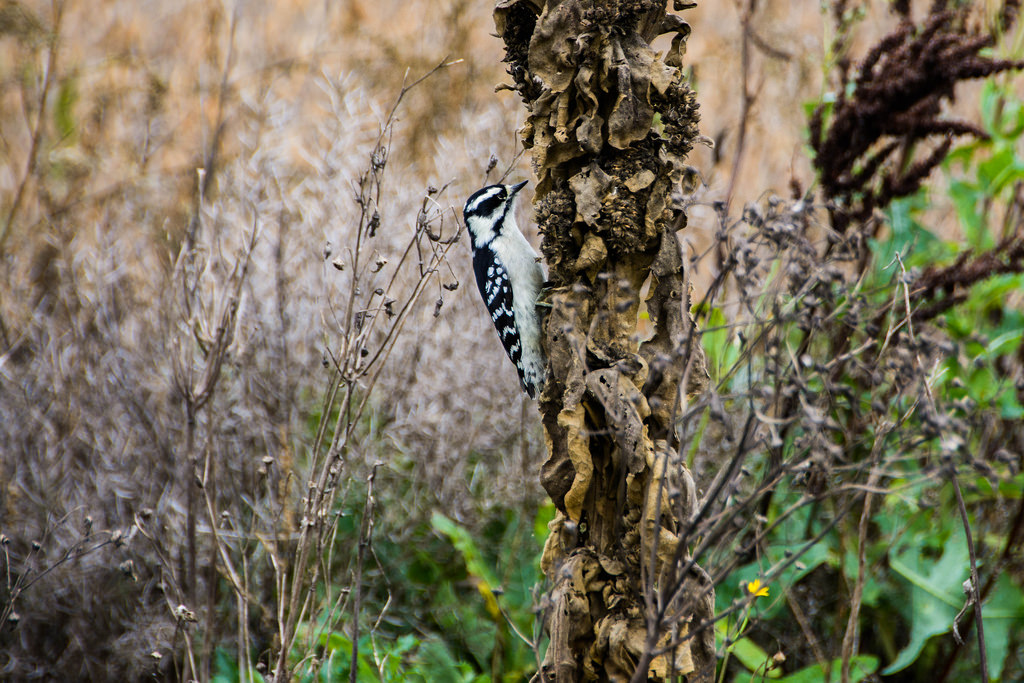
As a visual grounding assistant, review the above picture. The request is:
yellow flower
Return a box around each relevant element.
[747,579,770,598]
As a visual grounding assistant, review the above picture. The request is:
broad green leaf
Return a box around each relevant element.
[977,146,1024,195]
[980,573,1024,681]
[772,656,878,683]
[535,501,556,546]
[717,621,781,678]
[698,306,732,381]
[986,329,1024,358]
[884,527,968,673]
[432,512,500,591]
[948,180,986,248]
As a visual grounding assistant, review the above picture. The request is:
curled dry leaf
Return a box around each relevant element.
[497,1,712,680]
[496,0,693,195]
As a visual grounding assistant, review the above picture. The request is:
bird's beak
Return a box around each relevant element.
[510,180,528,196]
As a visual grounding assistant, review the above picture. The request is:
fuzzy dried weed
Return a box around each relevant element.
[0,9,534,678]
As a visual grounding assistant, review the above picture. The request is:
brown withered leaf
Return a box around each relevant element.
[586,258,648,362]
[640,444,691,580]
[541,289,591,511]
[522,0,686,189]
[593,613,694,680]
[660,13,692,68]
[625,168,656,192]
[650,624,695,678]
[573,231,608,274]
[568,162,613,226]
[547,289,589,406]
[587,368,650,474]
[540,510,566,574]
[541,425,577,514]
[492,0,542,36]
[606,35,661,149]
[541,551,598,680]
[645,175,672,239]
[559,403,592,522]
[528,1,582,93]
[640,230,709,432]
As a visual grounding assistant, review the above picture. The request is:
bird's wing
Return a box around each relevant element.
[473,251,529,394]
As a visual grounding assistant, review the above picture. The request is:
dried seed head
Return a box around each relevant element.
[119,559,137,580]
[174,604,197,623]
[371,148,386,169]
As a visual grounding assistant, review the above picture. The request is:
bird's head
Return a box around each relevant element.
[462,180,527,250]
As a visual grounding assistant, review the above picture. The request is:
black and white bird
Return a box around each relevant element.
[463,180,546,398]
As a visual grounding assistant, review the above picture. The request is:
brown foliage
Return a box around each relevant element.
[809,9,1023,235]
[497,0,713,680]
[911,233,1024,322]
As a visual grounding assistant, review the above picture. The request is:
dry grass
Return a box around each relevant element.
[0,0,1013,680]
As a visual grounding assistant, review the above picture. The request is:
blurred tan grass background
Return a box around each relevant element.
[0,0,1013,679]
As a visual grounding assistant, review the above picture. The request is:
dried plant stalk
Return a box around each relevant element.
[495,1,714,680]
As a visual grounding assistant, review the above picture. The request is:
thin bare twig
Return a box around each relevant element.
[0,0,65,255]
[950,471,989,681]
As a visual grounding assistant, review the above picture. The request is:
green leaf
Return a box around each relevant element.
[945,140,982,169]
[699,306,739,383]
[948,179,987,248]
[985,329,1023,358]
[980,80,1000,135]
[535,501,556,547]
[998,474,1024,499]
[878,193,943,271]
[55,76,77,141]
[715,539,831,622]
[977,146,1024,195]
[883,527,968,673]
[981,80,1024,140]
[720,622,782,675]
[431,512,500,591]
[431,513,504,667]
[980,573,1024,681]
[772,656,878,683]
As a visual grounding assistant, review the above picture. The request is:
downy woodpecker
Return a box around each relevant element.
[462,180,546,398]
